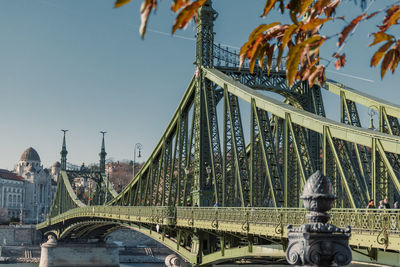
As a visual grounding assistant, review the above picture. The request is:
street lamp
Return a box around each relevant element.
[133,143,143,178]
[206,165,211,185]
[368,105,378,130]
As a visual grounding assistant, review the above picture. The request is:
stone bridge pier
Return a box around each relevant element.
[39,236,119,267]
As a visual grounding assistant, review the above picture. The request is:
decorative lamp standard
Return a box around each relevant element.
[205,165,211,186]
[133,143,143,178]
[368,105,378,130]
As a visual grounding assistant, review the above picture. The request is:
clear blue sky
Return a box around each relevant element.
[0,0,399,170]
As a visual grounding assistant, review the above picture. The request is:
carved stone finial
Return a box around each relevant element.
[286,171,352,266]
[301,170,336,223]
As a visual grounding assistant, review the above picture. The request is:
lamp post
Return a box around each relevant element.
[133,143,143,178]
[368,105,378,130]
[205,165,211,186]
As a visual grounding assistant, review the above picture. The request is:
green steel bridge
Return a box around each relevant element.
[37,1,400,265]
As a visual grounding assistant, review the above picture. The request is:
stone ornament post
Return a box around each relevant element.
[286,170,352,266]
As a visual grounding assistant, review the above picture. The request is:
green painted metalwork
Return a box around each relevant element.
[37,1,400,265]
[99,131,107,174]
[39,63,400,264]
[60,130,68,171]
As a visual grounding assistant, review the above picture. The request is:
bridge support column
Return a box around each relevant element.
[39,236,119,267]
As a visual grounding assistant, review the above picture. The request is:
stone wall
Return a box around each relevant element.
[0,225,40,246]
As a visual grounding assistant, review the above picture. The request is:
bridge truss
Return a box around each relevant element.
[38,0,400,265]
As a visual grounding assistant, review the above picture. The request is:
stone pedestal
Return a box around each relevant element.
[286,171,352,266]
[39,236,119,267]
[165,254,188,267]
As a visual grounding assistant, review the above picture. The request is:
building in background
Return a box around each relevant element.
[13,147,58,224]
[0,169,24,222]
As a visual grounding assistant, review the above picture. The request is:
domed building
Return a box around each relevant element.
[14,147,58,224]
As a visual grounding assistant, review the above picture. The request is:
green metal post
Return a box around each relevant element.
[284,115,289,207]
[60,130,68,171]
[99,131,107,174]
[372,138,377,204]
[322,126,327,176]
[192,0,217,207]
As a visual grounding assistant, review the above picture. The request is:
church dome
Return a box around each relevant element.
[20,147,41,162]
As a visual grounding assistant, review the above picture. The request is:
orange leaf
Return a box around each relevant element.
[390,49,400,73]
[381,49,396,78]
[286,35,325,86]
[366,11,379,20]
[313,0,341,17]
[308,65,325,86]
[333,53,346,70]
[370,41,393,67]
[139,0,157,39]
[301,18,331,31]
[261,0,278,17]
[282,24,298,50]
[257,43,269,71]
[239,22,281,69]
[313,0,332,14]
[324,0,341,17]
[301,57,319,81]
[171,0,190,12]
[266,44,275,75]
[249,23,281,42]
[276,44,284,71]
[369,32,393,47]
[379,4,400,32]
[114,0,132,8]
[338,13,366,47]
[249,44,264,73]
[287,44,303,86]
[287,0,314,18]
[172,0,206,34]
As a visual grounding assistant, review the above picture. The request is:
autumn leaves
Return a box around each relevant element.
[240,0,400,86]
[114,0,206,38]
[114,0,400,86]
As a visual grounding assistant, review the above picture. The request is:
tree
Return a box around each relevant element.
[114,0,400,87]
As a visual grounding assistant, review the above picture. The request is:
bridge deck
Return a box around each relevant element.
[39,206,400,251]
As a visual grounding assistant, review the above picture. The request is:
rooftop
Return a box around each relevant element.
[0,169,23,182]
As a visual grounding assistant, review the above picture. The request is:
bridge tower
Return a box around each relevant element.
[99,131,107,174]
[60,130,68,170]
[191,0,220,207]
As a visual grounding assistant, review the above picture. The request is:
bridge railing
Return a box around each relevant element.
[213,43,286,71]
[41,206,400,236]
[177,207,400,234]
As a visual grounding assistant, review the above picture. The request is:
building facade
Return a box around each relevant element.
[8,147,59,224]
[0,169,24,221]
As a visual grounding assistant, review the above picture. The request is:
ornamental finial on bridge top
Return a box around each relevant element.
[60,129,68,170]
[99,131,107,173]
[196,0,217,67]
[286,170,352,266]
